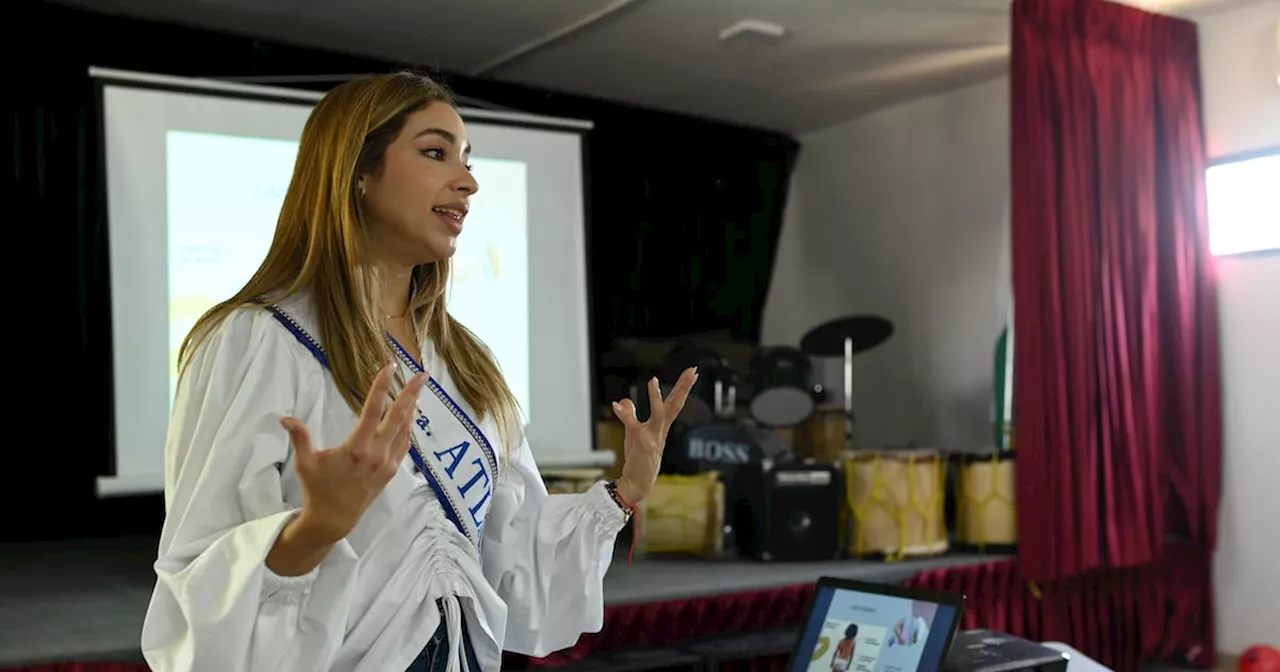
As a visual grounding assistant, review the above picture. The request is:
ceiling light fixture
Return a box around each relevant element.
[719,19,787,43]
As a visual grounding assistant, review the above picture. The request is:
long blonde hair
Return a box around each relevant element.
[179,71,521,448]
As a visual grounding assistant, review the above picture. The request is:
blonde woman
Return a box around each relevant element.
[140,72,696,672]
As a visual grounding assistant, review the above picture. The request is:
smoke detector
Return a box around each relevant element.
[719,19,787,44]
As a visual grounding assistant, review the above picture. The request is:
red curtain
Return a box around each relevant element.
[905,543,1217,672]
[504,552,1214,670]
[507,583,816,667]
[1010,0,1221,581]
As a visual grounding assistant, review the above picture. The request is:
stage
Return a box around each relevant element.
[0,535,996,669]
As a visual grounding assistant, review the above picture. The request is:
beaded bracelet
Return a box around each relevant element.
[605,480,643,563]
[604,480,635,523]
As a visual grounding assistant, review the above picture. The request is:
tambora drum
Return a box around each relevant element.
[842,449,948,559]
[542,468,607,495]
[595,409,626,480]
[953,451,1017,552]
[636,472,725,558]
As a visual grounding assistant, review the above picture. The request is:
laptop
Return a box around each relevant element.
[788,577,966,672]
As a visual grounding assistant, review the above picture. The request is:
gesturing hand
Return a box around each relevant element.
[611,367,698,504]
[279,362,428,545]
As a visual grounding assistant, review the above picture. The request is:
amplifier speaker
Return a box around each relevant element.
[736,459,842,561]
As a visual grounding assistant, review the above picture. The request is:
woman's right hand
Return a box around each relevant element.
[280,362,429,546]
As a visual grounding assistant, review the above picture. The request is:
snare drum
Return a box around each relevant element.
[793,407,852,462]
[747,346,818,428]
[842,449,948,559]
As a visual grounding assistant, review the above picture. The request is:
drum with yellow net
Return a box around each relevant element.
[841,449,948,559]
[635,472,725,558]
[952,451,1017,552]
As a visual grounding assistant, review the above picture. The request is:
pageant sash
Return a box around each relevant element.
[263,304,498,554]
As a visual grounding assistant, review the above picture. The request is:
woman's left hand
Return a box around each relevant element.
[611,368,698,504]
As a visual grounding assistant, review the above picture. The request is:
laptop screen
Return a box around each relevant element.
[790,580,962,672]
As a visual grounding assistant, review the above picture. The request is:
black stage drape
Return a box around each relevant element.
[7,0,799,541]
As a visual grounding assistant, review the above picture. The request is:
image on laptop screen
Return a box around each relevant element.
[790,578,963,672]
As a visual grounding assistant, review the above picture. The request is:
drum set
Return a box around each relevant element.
[598,314,1004,562]
[602,314,895,466]
[599,314,912,556]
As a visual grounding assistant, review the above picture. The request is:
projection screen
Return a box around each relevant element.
[92,67,608,496]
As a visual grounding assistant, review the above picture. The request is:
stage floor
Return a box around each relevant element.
[0,536,997,668]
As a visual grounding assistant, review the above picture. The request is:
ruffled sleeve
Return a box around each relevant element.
[479,440,627,657]
[140,308,360,672]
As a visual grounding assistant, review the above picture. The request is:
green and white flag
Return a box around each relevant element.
[993,203,1015,452]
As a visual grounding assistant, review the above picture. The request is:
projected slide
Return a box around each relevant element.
[166,131,294,402]
[164,130,530,413]
[446,158,530,415]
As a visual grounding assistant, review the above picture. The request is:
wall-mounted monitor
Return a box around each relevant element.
[1207,147,1279,257]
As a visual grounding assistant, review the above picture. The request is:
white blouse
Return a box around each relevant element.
[140,294,626,672]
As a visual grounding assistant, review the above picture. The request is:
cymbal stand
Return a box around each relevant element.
[713,380,737,419]
[843,336,855,450]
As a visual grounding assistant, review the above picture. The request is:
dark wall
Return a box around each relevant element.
[8,0,798,542]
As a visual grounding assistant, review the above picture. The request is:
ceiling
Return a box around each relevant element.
[54,0,1256,133]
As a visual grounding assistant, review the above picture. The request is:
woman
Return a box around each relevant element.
[140,71,697,672]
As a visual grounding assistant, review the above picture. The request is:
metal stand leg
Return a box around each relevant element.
[843,336,855,451]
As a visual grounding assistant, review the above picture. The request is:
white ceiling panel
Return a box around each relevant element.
[49,0,1257,132]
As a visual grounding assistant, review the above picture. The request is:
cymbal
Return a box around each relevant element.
[600,348,639,372]
[800,315,894,357]
[660,342,730,382]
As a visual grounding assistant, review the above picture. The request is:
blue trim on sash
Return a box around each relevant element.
[262,304,495,553]
[266,306,331,369]
[385,335,500,481]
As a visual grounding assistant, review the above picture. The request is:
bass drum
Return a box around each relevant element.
[747,346,817,428]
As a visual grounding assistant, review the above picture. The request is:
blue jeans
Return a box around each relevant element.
[405,605,482,672]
